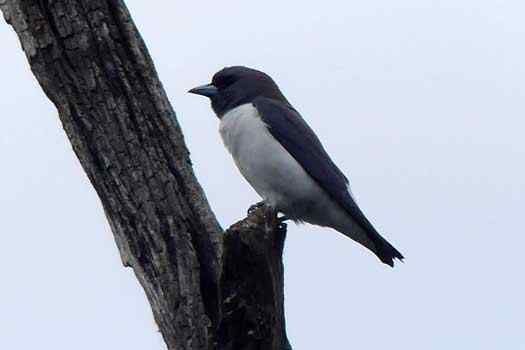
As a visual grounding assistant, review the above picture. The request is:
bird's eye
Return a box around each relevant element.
[213,74,237,89]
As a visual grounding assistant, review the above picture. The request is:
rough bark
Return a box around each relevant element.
[219,209,291,350]
[1,1,289,349]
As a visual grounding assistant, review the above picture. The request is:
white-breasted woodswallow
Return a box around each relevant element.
[189,66,403,266]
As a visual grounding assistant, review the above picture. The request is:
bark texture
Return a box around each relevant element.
[219,210,291,350]
[1,1,289,349]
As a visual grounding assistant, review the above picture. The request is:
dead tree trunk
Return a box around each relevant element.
[0,1,291,349]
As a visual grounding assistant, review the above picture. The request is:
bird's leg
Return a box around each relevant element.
[247,200,266,215]
[277,215,289,223]
[276,215,289,232]
[263,205,279,230]
[262,206,290,234]
[247,200,281,230]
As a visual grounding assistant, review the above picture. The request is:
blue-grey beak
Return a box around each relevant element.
[188,83,218,98]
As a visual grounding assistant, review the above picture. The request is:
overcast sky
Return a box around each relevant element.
[1,1,524,349]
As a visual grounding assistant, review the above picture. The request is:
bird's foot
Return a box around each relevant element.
[277,215,289,223]
[263,207,290,231]
[247,200,266,215]
[249,202,288,231]
[263,205,278,232]
[276,215,288,232]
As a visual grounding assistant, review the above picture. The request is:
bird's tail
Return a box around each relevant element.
[370,233,404,267]
[337,221,404,267]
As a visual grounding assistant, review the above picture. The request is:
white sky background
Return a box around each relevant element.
[1,1,524,349]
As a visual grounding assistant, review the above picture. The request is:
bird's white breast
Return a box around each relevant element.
[219,104,375,251]
[219,103,326,218]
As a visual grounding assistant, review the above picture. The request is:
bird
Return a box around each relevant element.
[189,66,403,267]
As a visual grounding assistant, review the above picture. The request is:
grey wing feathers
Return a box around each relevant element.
[253,97,403,266]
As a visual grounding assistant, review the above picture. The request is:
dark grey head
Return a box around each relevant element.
[188,66,289,117]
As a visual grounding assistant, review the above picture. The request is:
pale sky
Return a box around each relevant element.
[1,1,524,349]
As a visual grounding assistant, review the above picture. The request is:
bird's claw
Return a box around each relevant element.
[277,215,289,223]
[276,217,288,231]
[263,207,290,230]
[247,201,266,214]
[248,202,288,231]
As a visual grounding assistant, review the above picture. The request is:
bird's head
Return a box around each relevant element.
[189,66,288,117]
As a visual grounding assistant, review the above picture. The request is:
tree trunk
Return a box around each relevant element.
[219,211,290,350]
[0,1,290,349]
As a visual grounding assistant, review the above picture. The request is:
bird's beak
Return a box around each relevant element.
[188,83,218,98]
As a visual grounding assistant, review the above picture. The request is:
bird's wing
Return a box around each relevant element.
[253,97,403,265]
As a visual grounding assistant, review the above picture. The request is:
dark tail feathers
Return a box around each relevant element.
[372,234,404,267]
